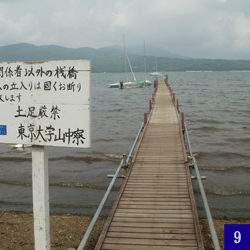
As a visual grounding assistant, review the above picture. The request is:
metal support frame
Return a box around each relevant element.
[77,122,144,250]
[184,122,221,250]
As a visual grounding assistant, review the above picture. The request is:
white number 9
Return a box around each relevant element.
[234,231,241,244]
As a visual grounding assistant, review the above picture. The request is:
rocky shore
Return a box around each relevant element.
[1,211,249,250]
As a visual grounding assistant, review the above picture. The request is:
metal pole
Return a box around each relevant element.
[77,161,123,250]
[184,124,221,250]
[127,122,144,162]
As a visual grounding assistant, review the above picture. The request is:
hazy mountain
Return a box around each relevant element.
[105,44,191,59]
[0,43,97,61]
[1,43,250,72]
[128,44,191,59]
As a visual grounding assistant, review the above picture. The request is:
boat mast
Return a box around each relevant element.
[144,40,147,82]
[126,53,137,82]
[155,56,158,72]
[123,35,137,82]
[123,35,128,83]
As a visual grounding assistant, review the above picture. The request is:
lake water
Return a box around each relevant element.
[0,71,249,218]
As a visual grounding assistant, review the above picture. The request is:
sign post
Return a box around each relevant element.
[32,145,50,249]
[0,60,91,249]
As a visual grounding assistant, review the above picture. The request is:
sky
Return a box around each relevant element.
[0,0,250,60]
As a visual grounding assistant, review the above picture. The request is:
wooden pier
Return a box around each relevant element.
[95,80,204,250]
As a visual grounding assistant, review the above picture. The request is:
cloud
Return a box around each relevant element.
[147,0,200,16]
[0,7,39,44]
[0,0,250,59]
[0,0,26,2]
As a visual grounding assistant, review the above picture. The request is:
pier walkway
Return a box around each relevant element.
[94,81,204,250]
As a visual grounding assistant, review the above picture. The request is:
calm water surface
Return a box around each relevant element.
[0,71,249,217]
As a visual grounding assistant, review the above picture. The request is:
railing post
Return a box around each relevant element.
[164,74,168,84]
[185,124,221,250]
[149,99,152,111]
[182,112,185,130]
[177,99,179,113]
[144,113,147,127]
[121,154,127,165]
[173,93,175,104]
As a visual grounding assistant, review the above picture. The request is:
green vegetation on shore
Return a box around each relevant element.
[1,43,250,73]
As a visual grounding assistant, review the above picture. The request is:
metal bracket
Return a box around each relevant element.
[191,175,206,180]
[128,155,133,162]
[189,162,197,167]
[107,174,125,179]
[187,156,193,163]
[121,163,130,169]
[120,154,127,165]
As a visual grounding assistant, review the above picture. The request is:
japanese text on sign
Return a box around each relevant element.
[0,60,91,148]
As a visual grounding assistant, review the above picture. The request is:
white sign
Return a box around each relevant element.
[0,60,91,148]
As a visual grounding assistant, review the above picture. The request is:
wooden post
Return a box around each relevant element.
[177,99,179,112]
[32,145,50,250]
[182,112,185,130]
[144,113,147,127]
[152,94,154,103]
[149,99,152,111]
[173,93,175,103]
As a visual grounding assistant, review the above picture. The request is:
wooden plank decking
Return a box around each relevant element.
[95,81,204,250]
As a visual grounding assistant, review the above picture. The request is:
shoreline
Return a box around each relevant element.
[1,211,250,250]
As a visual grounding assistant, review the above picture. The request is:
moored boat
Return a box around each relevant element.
[108,81,143,88]
[108,36,144,89]
[143,40,152,86]
[123,81,143,88]
[108,82,120,88]
[143,79,152,86]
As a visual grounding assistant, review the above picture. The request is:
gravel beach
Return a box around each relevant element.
[1,211,249,250]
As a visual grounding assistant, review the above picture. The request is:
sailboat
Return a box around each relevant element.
[122,49,144,88]
[149,56,162,81]
[108,36,143,89]
[143,40,152,86]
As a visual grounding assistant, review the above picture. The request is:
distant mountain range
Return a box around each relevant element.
[104,44,191,59]
[1,43,250,72]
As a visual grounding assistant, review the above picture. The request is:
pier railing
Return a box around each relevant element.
[76,76,220,250]
[77,122,145,250]
[184,123,221,250]
[77,82,156,250]
[165,77,221,250]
